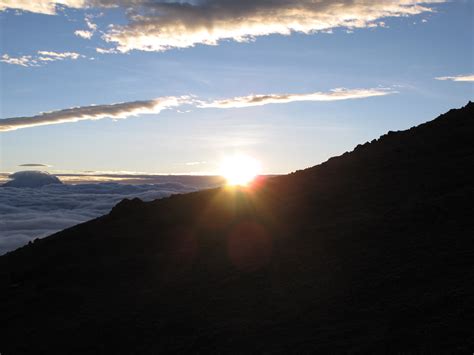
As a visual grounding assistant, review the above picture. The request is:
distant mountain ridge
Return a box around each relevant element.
[2,170,63,188]
[1,102,473,354]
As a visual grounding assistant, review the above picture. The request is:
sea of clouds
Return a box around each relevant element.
[0,173,222,255]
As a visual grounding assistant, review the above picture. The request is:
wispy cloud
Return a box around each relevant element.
[185,161,207,166]
[0,54,37,67]
[0,87,396,131]
[96,47,118,54]
[1,51,84,67]
[199,88,396,109]
[0,97,187,131]
[85,15,97,30]
[75,29,93,39]
[37,51,81,60]
[18,163,51,167]
[74,15,98,39]
[435,74,474,82]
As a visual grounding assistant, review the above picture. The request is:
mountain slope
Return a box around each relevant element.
[1,103,474,354]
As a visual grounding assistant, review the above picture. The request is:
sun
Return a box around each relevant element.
[219,154,262,186]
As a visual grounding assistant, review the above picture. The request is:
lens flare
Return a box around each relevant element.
[219,154,262,186]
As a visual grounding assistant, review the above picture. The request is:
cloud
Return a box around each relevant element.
[1,51,85,67]
[0,96,187,131]
[0,54,38,67]
[0,88,396,131]
[85,15,97,30]
[100,0,445,52]
[96,47,118,54]
[0,172,226,185]
[200,88,396,108]
[37,50,82,60]
[3,171,63,188]
[0,176,221,254]
[435,74,474,82]
[0,0,86,15]
[18,163,50,167]
[0,1,445,52]
[185,161,207,166]
[74,15,98,39]
[75,29,93,39]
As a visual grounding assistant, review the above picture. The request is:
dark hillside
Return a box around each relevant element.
[1,103,473,354]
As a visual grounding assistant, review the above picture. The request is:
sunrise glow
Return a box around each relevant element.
[219,155,262,186]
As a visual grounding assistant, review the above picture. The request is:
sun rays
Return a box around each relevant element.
[219,154,262,187]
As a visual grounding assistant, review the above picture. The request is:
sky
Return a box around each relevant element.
[0,0,473,175]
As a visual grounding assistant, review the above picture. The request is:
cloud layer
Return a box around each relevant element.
[0,88,395,131]
[0,1,444,52]
[435,74,474,82]
[0,176,221,254]
[0,96,186,131]
[200,88,395,108]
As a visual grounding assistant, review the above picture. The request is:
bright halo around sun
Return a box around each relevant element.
[219,154,262,186]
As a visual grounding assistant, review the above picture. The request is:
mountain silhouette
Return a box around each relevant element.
[1,103,473,354]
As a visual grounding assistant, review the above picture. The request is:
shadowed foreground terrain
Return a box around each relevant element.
[1,103,473,354]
